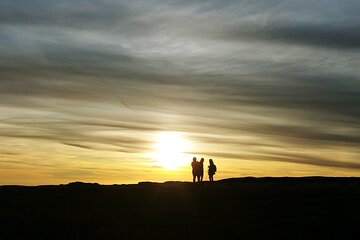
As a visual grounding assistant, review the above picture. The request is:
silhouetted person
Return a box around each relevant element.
[198,158,204,182]
[208,159,217,182]
[191,157,198,183]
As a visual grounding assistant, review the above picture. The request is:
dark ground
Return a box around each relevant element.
[1,177,359,240]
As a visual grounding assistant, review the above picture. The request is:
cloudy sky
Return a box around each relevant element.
[1,0,359,185]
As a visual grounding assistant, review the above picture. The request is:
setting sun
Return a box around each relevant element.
[147,132,192,170]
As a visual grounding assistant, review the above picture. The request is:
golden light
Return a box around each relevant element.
[147,132,192,170]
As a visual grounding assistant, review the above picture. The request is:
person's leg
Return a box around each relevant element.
[200,173,203,182]
[193,172,196,182]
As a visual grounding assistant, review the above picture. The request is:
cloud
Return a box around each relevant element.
[216,23,360,49]
[0,117,155,154]
[0,0,359,177]
[0,0,130,28]
[195,151,360,170]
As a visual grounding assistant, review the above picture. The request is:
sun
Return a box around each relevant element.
[147,132,192,170]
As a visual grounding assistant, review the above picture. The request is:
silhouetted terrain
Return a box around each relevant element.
[1,177,359,239]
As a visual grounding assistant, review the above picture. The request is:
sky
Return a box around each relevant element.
[0,0,359,185]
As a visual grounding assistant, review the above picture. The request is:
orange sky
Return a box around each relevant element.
[1,131,359,185]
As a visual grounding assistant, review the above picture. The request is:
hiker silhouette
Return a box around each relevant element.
[208,159,217,182]
[191,157,198,182]
[198,158,204,182]
[191,157,206,182]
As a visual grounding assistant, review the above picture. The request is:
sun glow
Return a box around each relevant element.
[147,132,192,170]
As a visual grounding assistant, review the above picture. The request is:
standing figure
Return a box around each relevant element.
[208,159,217,182]
[191,157,198,182]
[198,158,204,182]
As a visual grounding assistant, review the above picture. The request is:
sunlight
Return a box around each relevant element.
[147,132,192,170]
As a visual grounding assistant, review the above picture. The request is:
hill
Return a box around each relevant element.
[1,177,359,239]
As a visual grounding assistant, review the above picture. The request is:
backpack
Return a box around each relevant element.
[213,165,217,174]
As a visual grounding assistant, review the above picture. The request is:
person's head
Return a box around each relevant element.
[200,158,204,163]
[192,157,197,162]
[209,159,213,165]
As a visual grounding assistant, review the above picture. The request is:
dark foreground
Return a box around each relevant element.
[1,177,360,240]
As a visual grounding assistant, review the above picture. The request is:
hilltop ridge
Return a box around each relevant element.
[1,176,359,239]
